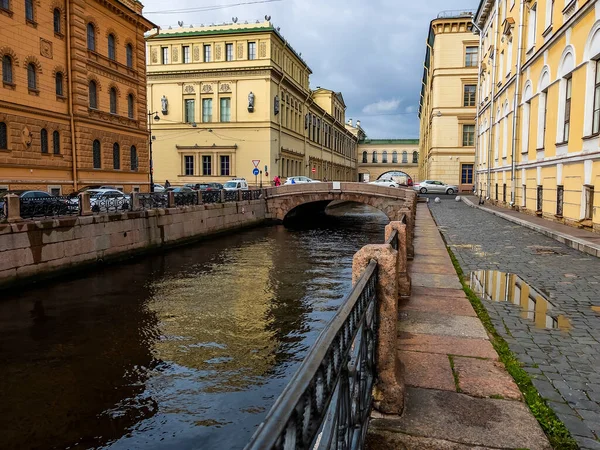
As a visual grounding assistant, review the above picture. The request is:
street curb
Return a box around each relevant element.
[461,196,600,259]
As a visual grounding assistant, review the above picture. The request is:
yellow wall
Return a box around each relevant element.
[357,141,420,182]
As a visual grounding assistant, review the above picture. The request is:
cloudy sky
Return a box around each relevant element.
[142,0,479,139]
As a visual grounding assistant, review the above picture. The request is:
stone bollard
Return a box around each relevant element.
[5,194,21,222]
[130,192,140,211]
[352,244,405,415]
[385,221,411,298]
[220,189,226,203]
[78,191,93,216]
[398,208,415,260]
[167,191,175,208]
[197,190,203,205]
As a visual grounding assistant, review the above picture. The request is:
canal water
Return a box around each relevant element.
[0,203,389,450]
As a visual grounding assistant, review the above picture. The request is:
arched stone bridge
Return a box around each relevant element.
[263,182,417,223]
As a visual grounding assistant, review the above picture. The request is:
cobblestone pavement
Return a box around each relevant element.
[426,198,600,450]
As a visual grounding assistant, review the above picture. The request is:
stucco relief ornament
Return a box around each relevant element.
[248,91,255,113]
[184,85,195,94]
[22,126,33,147]
[151,49,158,63]
[161,95,168,115]
[220,83,231,92]
[202,84,213,93]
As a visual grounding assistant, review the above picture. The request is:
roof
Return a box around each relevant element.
[359,139,419,145]
[474,0,494,29]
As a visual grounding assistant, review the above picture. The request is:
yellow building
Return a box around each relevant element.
[146,21,358,187]
[418,11,479,192]
[357,138,420,183]
[475,0,599,233]
[0,0,155,194]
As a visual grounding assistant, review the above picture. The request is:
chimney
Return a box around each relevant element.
[347,118,353,126]
[356,120,361,127]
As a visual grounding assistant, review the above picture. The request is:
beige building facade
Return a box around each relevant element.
[146,21,358,187]
[0,0,155,194]
[357,139,420,183]
[418,11,479,192]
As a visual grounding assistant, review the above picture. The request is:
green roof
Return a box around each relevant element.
[360,139,419,145]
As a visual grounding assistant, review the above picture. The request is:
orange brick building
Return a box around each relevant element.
[0,0,155,194]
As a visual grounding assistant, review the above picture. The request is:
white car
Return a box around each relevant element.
[413,180,458,195]
[223,178,249,191]
[153,184,166,192]
[284,176,318,185]
[88,189,131,212]
[368,179,400,188]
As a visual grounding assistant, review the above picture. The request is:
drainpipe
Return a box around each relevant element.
[510,0,526,207]
[471,21,483,195]
[65,0,78,191]
[276,41,288,175]
[486,0,500,200]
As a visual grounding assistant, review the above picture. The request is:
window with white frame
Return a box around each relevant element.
[203,45,211,62]
[248,42,256,60]
[545,0,554,30]
[161,47,168,64]
[220,98,231,122]
[225,43,233,61]
[183,46,190,63]
[593,60,600,136]
[563,76,572,142]
[506,40,513,76]
[527,3,537,50]
[184,155,194,176]
[202,98,212,123]
[537,89,548,149]
[184,99,195,123]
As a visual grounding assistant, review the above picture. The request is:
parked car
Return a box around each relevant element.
[165,186,194,193]
[1,190,75,216]
[368,179,400,188]
[223,178,249,191]
[413,180,458,195]
[284,176,318,185]
[153,184,166,192]
[87,189,130,213]
[67,185,102,199]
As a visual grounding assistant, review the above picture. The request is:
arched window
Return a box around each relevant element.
[372,151,377,163]
[27,63,36,90]
[0,122,7,149]
[127,94,134,118]
[2,55,12,84]
[55,72,63,96]
[53,8,61,34]
[382,151,388,163]
[25,0,33,21]
[126,43,133,68]
[93,139,101,168]
[362,151,367,163]
[40,128,48,153]
[88,80,97,108]
[392,151,398,163]
[87,23,95,51]
[113,142,120,169]
[412,151,418,163]
[108,34,116,60]
[52,131,60,154]
[130,145,138,171]
[109,87,117,114]
[402,151,408,163]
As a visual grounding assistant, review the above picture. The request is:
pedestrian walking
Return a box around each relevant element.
[165,180,171,188]
[274,176,281,187]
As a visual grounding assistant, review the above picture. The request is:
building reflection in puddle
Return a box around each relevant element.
[469,270,571,331]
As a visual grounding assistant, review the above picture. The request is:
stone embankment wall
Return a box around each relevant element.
[0,200,266,288]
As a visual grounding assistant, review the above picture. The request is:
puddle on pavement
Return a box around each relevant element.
[468,270,571,331]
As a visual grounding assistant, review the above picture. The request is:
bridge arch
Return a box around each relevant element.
[377,170,413,182]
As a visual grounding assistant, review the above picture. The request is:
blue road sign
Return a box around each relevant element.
[253,168,260,176]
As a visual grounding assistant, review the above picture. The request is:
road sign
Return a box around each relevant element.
[253,168,260,176]
[252,160,260,168]
[312,167,316,173]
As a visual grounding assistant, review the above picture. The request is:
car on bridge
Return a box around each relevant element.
[413,180,458,195]
[284,176,318,185]
[223,178,249,191]
[87,189,131,213]
[368,179,400,188]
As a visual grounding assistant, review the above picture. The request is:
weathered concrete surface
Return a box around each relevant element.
[398,310,488,339]
[452,357,522,400]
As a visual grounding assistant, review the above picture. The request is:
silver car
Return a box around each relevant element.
[413,180,458,195]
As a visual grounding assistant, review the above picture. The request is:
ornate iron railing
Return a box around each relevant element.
[224,190,238,202]
[174,192,198,207]
[91,196,131,214]
[386,229,398,251]
[242,190,262,201]
[202,190,221,204]
[139,193,168,210]
[20,197,79,219]
[245,260,379,450]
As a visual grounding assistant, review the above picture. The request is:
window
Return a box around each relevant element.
[108,34,116,60]
[392,151,398,163]
[0,122,6,149]
[539,89,548,148]
[226,43,233,61]
[27,63,36,90]
[465,46,478,67]
[556,185,564,216]
[93,139,101,168]
[545,0,554,29]
[25,0,33,21]
[2,55,13,84]
[594,60,600,135]
[87,23,95,51]
[402,151,408,163]
[382,151,388,163]
[461,164,474,184]
[203,45,211,62]
[55,72,63,96]
[462,124,475,146]
[372,151,377,163]
[184,99,195,123]
[126,44,133,68]
[202,155,211,176]
[563,77,572,142]
[127,94,134,119]
[184,155,194,176]
[220,98,231,122]
[412,151,418,163]
[0,0,9,10]
[220,155,230,176]
[362,151,367,163]
[53,8,61,34]
[109,88,117,114]
[52,130,60,154]
[527,4,537,49]
[40,128,48,153]
[183,46,190,63]
[113,143,120,169]
[89,80,97,109]
[161,47,168,64]
[464,85,476,106]
[537,185,543,211]
[202,99,212,122]
[248,42,256,60]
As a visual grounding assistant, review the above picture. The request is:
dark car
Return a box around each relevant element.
[0,190,74,217]
[165,187,194,193]
[67,185,102,199]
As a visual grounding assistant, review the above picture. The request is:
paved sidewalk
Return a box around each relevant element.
[367,204,550,450]
[463,195,600,258]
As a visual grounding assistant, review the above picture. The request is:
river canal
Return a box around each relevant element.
[0,203,389,450]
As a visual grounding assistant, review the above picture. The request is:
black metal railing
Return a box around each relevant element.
[91,196,131,214]
[202,190,221,204]
[139,193,168,210]
[224,190,238,202]
[20,196,79,219]
[386,229,398,251]
[242,190,262,201]
[174,192,198,207]
[245,260,378,450]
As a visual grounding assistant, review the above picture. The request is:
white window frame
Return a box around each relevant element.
[527,3,537,51]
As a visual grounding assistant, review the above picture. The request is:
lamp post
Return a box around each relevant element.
[148,111,160,192]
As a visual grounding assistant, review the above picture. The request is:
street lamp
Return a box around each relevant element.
[148,111,160,192]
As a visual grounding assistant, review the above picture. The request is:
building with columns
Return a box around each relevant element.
[418,10,479,192]
[145,21,358,187]
[0,0,155,194]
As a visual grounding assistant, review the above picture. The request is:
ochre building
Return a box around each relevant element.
[0,0,154,194]
[475,0,599,233]
[357,138,420,183]
[418,11,479,192]
[146,21,358,187]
